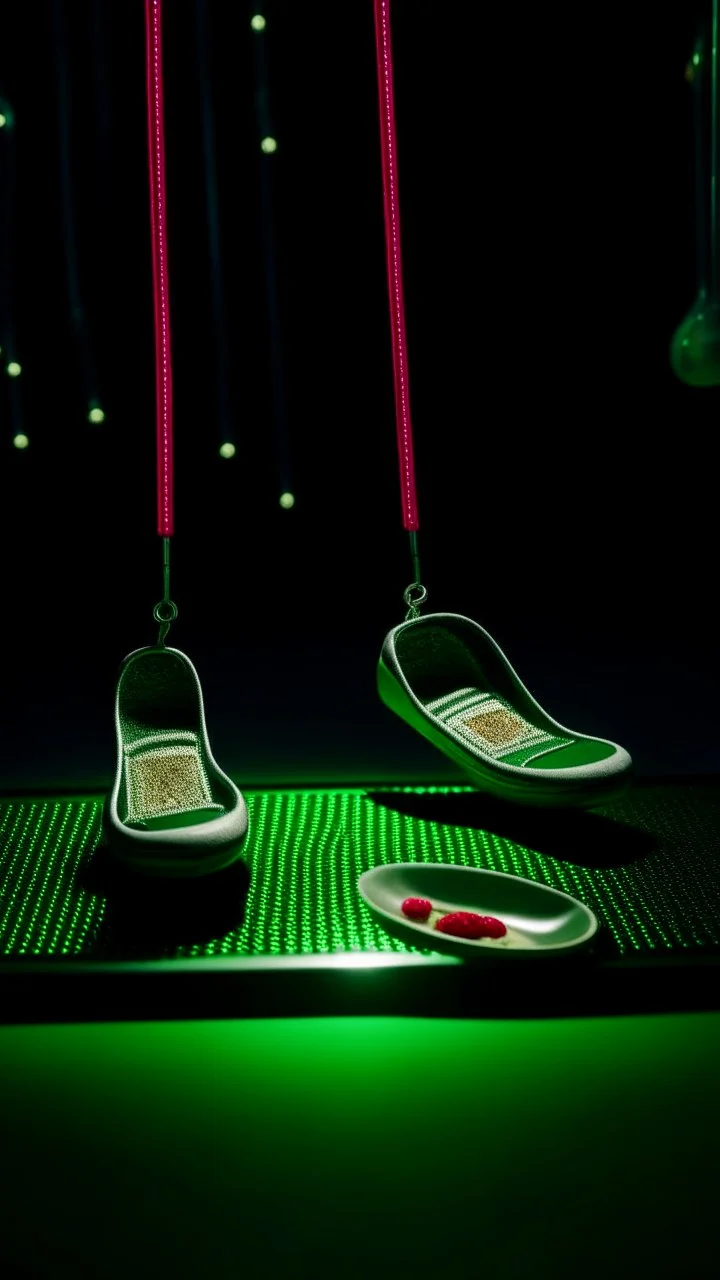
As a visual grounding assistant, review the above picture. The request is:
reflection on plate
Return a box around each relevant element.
[358,863,598,959]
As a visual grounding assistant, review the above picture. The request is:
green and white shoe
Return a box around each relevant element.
[378,613,632,808]
[103,646,248,876]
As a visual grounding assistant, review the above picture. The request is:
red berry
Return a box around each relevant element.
[477,915,507,939]
[435,911,507,940]
[401,897,433,922]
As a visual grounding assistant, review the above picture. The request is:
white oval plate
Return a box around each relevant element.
[358,863,598,958]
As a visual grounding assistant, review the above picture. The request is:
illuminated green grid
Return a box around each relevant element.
[0,784,719,960]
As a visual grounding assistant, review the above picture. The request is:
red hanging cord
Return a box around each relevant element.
[373,0,419,534]
[145,0,174,537]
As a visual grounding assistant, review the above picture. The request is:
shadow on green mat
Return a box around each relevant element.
[365,788,657,867]
[79,851,252,958]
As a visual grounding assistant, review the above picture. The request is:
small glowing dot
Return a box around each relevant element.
[0,114,6,129]
[13,433,29,449]
[88,405,105,424]
[279,491,295,509]
[250,14,266,31]
[7,361,21,377]
[219,442,236,459]
[260,136,278,154]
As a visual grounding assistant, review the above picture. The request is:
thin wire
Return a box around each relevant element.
[373,0,419,533]
[0,98,16,364]
[52,0,98,412]
[194,0,233,449]
[0,97,23,444]
[252,19,292,497]
[145,0,174,537]
[691,33,708,293]
[51,2,83,324]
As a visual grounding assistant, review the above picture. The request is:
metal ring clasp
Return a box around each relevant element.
[403,582,427,621]
[153,597,178,647]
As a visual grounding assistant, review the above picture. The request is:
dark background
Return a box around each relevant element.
[0,0,717,789]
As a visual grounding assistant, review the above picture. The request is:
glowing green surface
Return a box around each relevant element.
[1,784,718,960]
[1,1014,718,1276]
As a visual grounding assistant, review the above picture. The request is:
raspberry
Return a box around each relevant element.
[435,911,507,940]
[401,897,433,922]
[476,915,507,939]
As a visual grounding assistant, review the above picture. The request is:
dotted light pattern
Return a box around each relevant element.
[0,800,106,955]
[0,785,719,960]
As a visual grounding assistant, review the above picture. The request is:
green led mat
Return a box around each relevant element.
[0,781,719,962]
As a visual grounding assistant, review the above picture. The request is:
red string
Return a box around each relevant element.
[373,0,419,533]
[145,0,174,537]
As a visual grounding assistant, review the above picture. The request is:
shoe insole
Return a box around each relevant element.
[124,736,223,825]
[424,687,614,768]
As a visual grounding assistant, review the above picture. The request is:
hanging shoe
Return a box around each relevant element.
[102,646,248,876]
[378,613,632,808]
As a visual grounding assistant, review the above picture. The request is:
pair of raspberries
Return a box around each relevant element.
[401,897,507,940]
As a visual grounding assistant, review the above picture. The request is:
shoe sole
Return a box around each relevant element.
[101,834,248,879]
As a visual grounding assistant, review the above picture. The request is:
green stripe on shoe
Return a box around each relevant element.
[501,737,572,766]
[524,739,618,769]
[426,688,492,716]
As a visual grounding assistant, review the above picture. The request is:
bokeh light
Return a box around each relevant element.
[260,136,277,154]
[219,441,236,458]
[279,491,295,509]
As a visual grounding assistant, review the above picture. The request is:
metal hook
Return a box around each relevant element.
[403,582,427,621]
[153,536,177,646]
[153,597,178,647]
[403,530,426,619]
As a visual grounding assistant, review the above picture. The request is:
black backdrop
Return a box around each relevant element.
[0,1,718,789]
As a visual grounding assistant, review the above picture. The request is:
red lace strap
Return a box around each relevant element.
[145,0,174,537]
[373,0,419,533]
